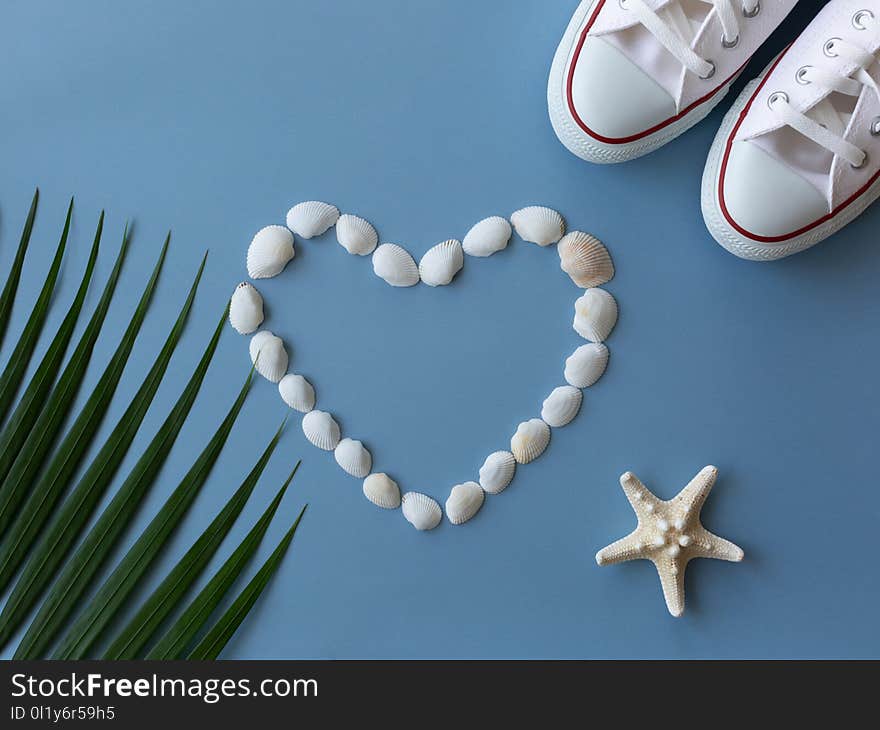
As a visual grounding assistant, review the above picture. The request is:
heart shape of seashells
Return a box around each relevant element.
[232,203,618,532]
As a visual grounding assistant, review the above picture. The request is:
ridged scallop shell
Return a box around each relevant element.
[445,481,485,525]
[301,410,340,451]
[278,373,315,413]
[247,225,295,279]
[401,492,442,531]
[510,418,551,464]
[372,243,420,287]
[541,385,583,428]
[229,282,264,335]
[285,201,339,239]
[558,231,614,288]
[462,216,512,257]
[511,206,565,246]
[336,214,378,256]
[573,288,618,342]
[478,451,516,494]
[564,343,609,388]
[334,438,372,478]
[418,239,464,287]
[248,330,288,383]
[363,473,401,509]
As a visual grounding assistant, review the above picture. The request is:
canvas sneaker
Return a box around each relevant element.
[548,0,799,163]
[702,0,880,260]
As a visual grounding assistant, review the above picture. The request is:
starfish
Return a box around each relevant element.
[596,466,744,617]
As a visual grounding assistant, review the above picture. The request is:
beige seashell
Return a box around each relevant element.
[248,330,288,383]
[564,343,609,388]
[334,438,372,478]
[247,225,295,279]
[372,243,420,287]
[445,481,485,525]
[363,473,401,509]
[511,206,565,246]
[278,373,315,413]
[401,492,442,531]
[301,410,340,451]
[541,385,583,428]
[558,231,614,288]
[418,239,464,287]
[462,216,512,257]
[510,418,551,464]
[336,214,378,256]
[229,282,264,335]
[285,201,339,239]
[573,288,618,342]
[478,451,516,494]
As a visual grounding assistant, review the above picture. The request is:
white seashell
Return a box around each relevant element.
[372,243,420,287]
[278,373,315,413]
[247,225,295,279]
[462,216,512,257]
[558,231,614,288]
[301,410,340,451]
[401,492,442,531]
[564,343,609,388]
[363,473,401,509]
[478,451,516,495]
[248,330,288,383]
[418,239,464,287]
[445,481,485,525]
[229,282,264,335]
[285,201,339,239]
[334,438,372,478]
[336,214,378,256]
[510,418,551,464]
[511,206,565,246]
[573,287,618,342]
[541,385,583,428]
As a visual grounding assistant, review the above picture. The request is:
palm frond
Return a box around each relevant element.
[146,465,299,660]
[0,197,70,426]
[0,189,39,351]
[188,505,307,660]
[12,304,228,659]
[52,369,254,660]
[0,221,133,535]
[104,422,287,660]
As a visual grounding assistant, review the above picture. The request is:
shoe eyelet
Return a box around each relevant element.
[795,66,812,85]
[767,91,788,109]
[722,34,740,49]
[852,9,873,30]
[700,60,717,80]
[823,38,841,57]
[619,0,629,8]
[743,1,760,19]
[870,117,880,136]
[851,152,868,169]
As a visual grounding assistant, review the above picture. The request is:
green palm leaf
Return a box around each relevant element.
[146,464,300,660]
[0,222,132,536]
[104,422,287,660]
[12,304,228,659]
[0,213,103,487]
[0,188,39,350]
[0,247,202,597]
[52,369,254,660]
[0,197,70,426]
[188,506,307,660]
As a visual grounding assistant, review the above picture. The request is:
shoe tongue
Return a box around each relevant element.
[659,0,708,47]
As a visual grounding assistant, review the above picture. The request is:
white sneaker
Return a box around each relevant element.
[703,0,880,260]
[548,0,799,163]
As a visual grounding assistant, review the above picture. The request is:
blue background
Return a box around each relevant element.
[1,0,877,659]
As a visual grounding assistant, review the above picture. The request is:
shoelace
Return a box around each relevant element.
[769,10,879,169]
[622,0,760,80]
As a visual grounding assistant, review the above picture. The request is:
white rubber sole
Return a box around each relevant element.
[701,64,880,261]
[547,0,740,164]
